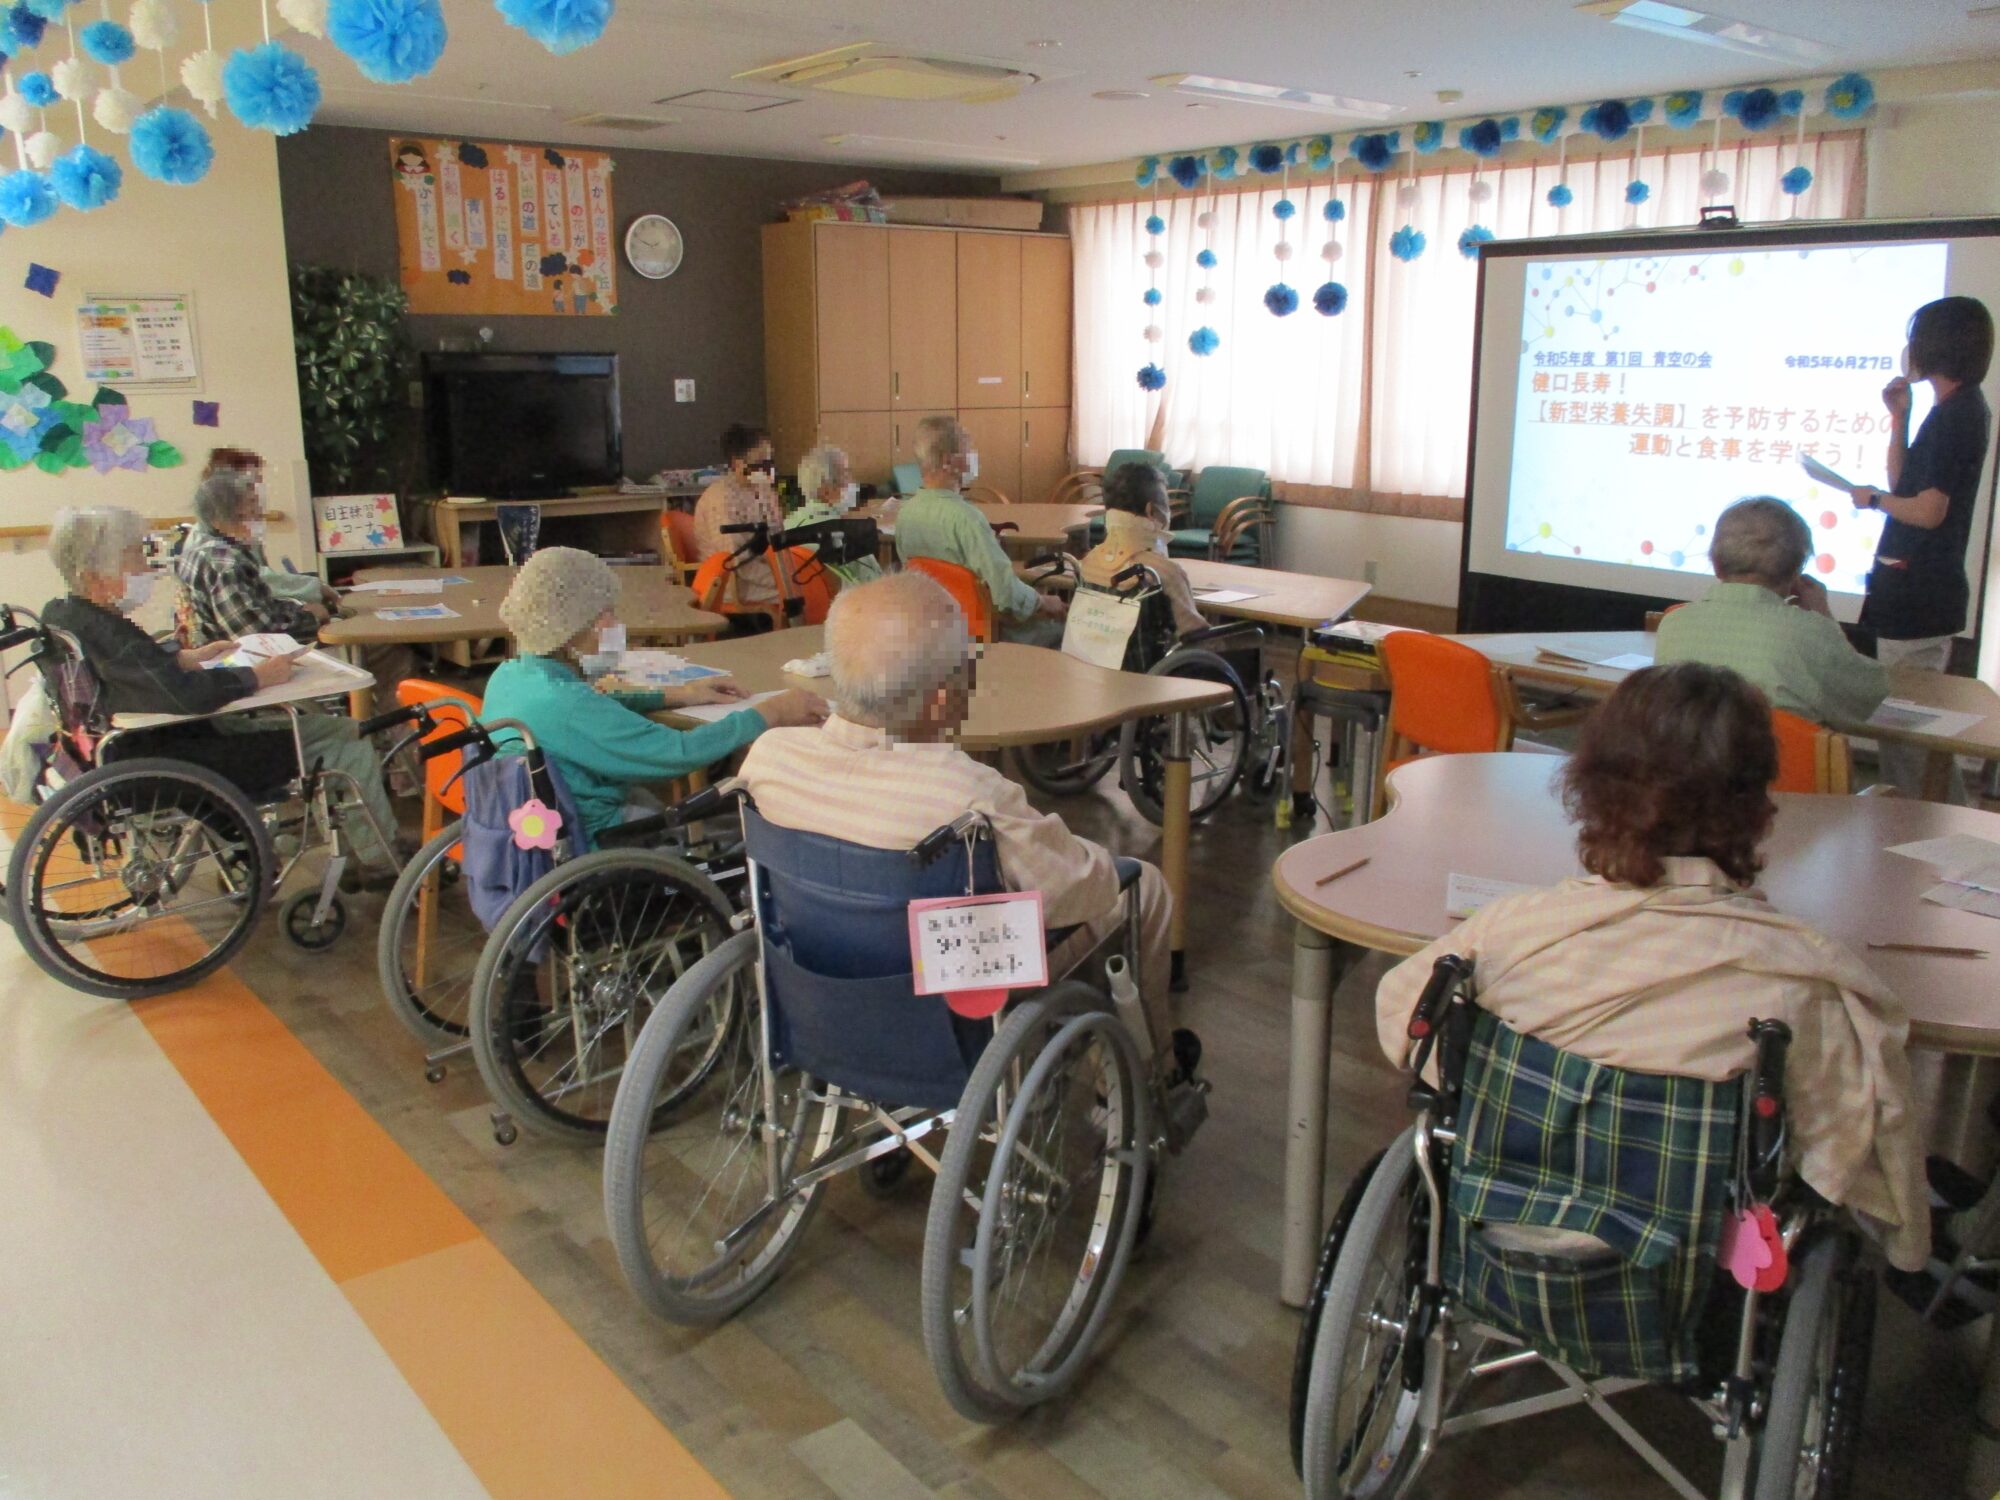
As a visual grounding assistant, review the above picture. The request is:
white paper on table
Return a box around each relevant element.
[1888,834,2000,883]
[1195,588,1262,605]
[617,649,727,687]
[1865,698,1986,740]
[1061,590,1142,670]
[1445,872,1537,920]
[673,689,784,724]
[1322,620,1410,645]
[347,579,444,595]
[1922,881,2000,920]
[201,632,306,669]
[1599,652,1655,671]
[374,605,459,622]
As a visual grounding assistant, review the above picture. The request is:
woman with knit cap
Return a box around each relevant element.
[482,548,827,844]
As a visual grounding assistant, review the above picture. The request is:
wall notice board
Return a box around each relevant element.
[390,137,619,317]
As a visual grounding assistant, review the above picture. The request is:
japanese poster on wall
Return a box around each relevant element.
[390,138,618,317]
[75,295,201,387]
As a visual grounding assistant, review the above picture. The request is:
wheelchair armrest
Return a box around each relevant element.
[355,701,434,740]
[1113,856,1143,893]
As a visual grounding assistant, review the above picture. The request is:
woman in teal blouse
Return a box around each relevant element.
[484,548,826,843]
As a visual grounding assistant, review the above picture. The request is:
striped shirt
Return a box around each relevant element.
[1375,857,1928,1271]
[737,714,1116,931]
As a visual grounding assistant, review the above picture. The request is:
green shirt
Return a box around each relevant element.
[787,500,884,587]
[891,487,1039,619]
[481,654,768,843]
[1654,581,1889,728]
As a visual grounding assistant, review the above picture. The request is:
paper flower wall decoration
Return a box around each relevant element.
[1663,91,1703,128]
[275,0,326,35]
[224,41,321,133]
[1782,165,1813,196]
[0,331,186,475]
[1263,283,1298,317]
[1248,142,1285,175]
[82,403,165,472]
[80,20,134,64]
[1458,226,1494,259]
[25,133,61,170]
[94,87,140,132]
[1825,73,1874,120]
[0,169,56,225]
[1625,180,1650,205]
[1133,155,1158,188]
[50,58,90,102]
[129,106,213,182]
[52,143,120,208]
[181,49,226,115]
[1209,145,1238,180]
[1305,134,1333,170]
[128,0,176,49]
[1412,120,1443,154]
[1547,182,1573,209]
[1530,106,1566,144]
[1390,225,1426,263]
[1581,99,1633,141]
[19,71,60,107]
[1350,132,1397,172]
[1188,326,1219,356]
[1136,363,1165,392]
[1724,87,1801,131]
[1458,118,1516,157]
[1167,153,1203,189]
[1312,281,1348,316]
[327,0,446,84]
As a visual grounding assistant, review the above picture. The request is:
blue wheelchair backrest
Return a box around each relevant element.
[460,749,588,933]
[743,804,1003,1111]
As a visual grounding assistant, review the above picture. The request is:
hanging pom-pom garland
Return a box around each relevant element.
[1264,157,1296,316]
[128,104,212,182]
[1783,106,1812,214]
[3,6,50,51]
[1189,179,1219,354]
[0,92,34,136]
[223,40,321,133]
[79,19,133,62]
[1824,73,1874,120]
[1263,282,1297,317]
[1167,153,1202,190]
[1391,224,1426,264]
[1135,178,1167,392]
[19,71,61,106]
[1320,160,1344,264]
[326,0,446,84]
[1458,225,1494,260]
[275,0,326,35]
[0,168,58,225]
[128,0,175,50]
[1625,123,1649,215]
[182,50,226,116]
[1548,129,1571,210]
[1702,114,1729,200]
[24,129,61,168]
[93,86,138,131]
[50,56,89,101]
[51,140,119,206]
[1312,280,1347,316]
[1188,325,1219,356]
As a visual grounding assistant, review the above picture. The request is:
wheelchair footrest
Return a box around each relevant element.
[1160,1078,1210,1155]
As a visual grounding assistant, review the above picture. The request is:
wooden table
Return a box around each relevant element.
[1267,750,2000,1307]
[1180,559,1371,632]
[1454,629,2000,802]
[662,627,1232,976]
[421,493,676,569]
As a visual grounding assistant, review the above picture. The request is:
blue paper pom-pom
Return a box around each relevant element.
[1209,145,1239,180]
[79,18,134,63]
[1412,120,1443,154]
[1134,156,1158,189]
[129,106,214,183]
[1143,287,1162,306]
[1390,225,1426,263]
[1196,248,1217,269]
[1459,118,1504,158]
[1144,213,1165,236]
[1305,134,1333,169]
[328,0,446,83]
[1273,197,1296,221]
[1458,225,1495,259]
[19,70,58,106]
[1323,198,1346,223]
[1781,165,1814,196]
[1582,99,1633,141]
[1625,180,1650,205]
[1137,363,1166,392]
[1530,106,1567,144]
[1249,142,1285,175]
[1547,182,1574,209]
[1312,281,1348,316]
[51,142,120,208]
[1350,131,1397,172]
[1825,72,1875,120]
[1264,282,1298,317]
[2,4,48,50]
[224,41,321,134]
[0,169,56,226]
[1664,90,1703,128]
[1629,99,1655,125]
[1188,326,1219,357]
[19,0,67,19]
[1728,87,1783,131]
[1167,153,1204,189]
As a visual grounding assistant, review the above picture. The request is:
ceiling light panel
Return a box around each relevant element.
[1150,73,1398,120]
[653,88,796,112]
[1573,0,1833,62]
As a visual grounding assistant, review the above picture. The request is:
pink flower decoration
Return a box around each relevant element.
[82,404,158,474]
[508,797,562,851]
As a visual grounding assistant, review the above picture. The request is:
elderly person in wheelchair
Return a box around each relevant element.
[1295,662,1927,1500]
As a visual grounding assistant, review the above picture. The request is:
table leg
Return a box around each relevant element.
[1163,712,1192,992]
[1923,749,1954,804]
[1283,924,1343,1306]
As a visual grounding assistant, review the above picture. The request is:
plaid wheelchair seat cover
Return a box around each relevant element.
[1443,1012,1739,1383]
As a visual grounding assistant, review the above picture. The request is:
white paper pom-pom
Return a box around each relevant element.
[1273,241,1293,262]
[1396,182,1419,209]
[181,49,226,116]
[1195,209,1216,230]
[1468,179,1494,204]
[275,0,326,38]
[1194,286,1215,305]
[25,130,62,169]
[1321,239,1344,264]
[1143,323,1162,343]
[51,58,92,102]
[1701,167,1731,197]
[93,86,141,133]
[129,0,177,50]
[1143,249,1164,270]
[0,93,35,136]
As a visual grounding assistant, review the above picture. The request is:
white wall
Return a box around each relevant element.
[0,130,308,611]
[1275,507,1463,608]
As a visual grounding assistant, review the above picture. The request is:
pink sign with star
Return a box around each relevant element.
[313,493,404,555]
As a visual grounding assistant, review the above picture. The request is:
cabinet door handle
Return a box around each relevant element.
[894,422,901,451]
[893,371,900,399]
[1023,417,1030,447]
[1024,370,1032,399]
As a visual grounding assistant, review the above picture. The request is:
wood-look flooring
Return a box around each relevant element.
[225,683,1985,1500]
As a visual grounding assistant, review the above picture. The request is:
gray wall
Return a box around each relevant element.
[277,126,992,481]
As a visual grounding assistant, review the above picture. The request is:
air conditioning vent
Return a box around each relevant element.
[563,112,673,131]
[738,44,1040,104]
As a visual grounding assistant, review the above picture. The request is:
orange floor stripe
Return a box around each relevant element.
[134,965,729,1500]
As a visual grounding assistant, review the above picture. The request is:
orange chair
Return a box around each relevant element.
[1643,602,1689,632]
[904,556,997,642]
[1374,632,1519,815]
[778,545,836,627]
[662,509,703,584]
[1771,708,1852,794]
[692,549,795,631]
[395,678,483,852]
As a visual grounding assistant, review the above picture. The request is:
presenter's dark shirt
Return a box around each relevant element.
[1861,384,1990,640]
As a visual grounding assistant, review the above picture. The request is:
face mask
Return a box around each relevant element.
[118,571,156,613]
[961,451,980,481]
[596,623,626,656]
[837,483,859,512]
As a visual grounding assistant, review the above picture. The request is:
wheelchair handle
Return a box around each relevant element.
[1109,561,1157,592]
[1747,1017,1792,1195]
[419,725,488,762]
[1407,953,1474,1042]
[910,811,985,867]
[354,702,436,740]
[990,521,1020,537]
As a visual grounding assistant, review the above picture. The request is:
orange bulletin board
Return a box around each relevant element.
[390,137,619,317]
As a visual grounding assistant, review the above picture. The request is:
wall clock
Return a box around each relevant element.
[624,214,684,280]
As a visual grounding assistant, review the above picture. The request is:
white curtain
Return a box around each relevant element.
[1073,133,1863,506]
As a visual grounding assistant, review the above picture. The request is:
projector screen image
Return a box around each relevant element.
[1465,226,2000,626]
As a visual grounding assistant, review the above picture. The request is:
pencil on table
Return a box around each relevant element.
[1315,856,1370,888]
[1865,942,1988,959]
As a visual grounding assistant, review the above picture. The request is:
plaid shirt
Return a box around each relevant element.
[1443,1011,1739,1384]
[174,524,319,645]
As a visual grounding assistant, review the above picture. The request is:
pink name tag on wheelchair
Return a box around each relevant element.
[908,892,1048,1020]
[1719,1203,1788,1292]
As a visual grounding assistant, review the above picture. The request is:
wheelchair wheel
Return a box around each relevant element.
[469,848,736,1143]
[282,890,347,951]
[1010,735,1118,797]
[7,758,273,999]
[1290,1148,1388,1477]
[375,819,484,1048]
[921,984,1150,1422]
[1300,1125,1430,1500]
[603,927,832,1324]
[0,786,39,928]
[1754,1234,1876,1500]
[1117,649,1250,826]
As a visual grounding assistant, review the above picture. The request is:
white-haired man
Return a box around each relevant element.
[738,572,1193,1075]
[892,415,1067,646]
[788,444,882,588]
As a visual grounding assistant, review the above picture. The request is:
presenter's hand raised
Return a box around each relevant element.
[1882,375,1913,422]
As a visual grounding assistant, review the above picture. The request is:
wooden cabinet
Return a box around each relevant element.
[816,411,895,490]
[956,233,1022,409]
[888,230,957,410]
[1021,406,1071,506]
[1020,237,1071,410]
[814,226,890,412]
[957,408,1023,503]
[891,410,954,472]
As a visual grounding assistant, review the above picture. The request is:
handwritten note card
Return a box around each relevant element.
[908,891,1048,1017]
[1445,872,1537,919]
[1060,590,1142,671]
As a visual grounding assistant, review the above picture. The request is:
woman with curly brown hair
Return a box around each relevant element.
[1373,661,1930,1271]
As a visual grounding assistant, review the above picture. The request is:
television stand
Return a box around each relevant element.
[418,492,674,567]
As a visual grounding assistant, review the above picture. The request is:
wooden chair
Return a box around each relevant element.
[1045,469,1105,507]
[904,556,998,642]
[965,481,1014,506]
[692,549,797,632]
[1374,631,1524,818]
[662,509,703,584]
[1771,708,1853,794]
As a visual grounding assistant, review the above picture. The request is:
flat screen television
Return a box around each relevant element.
[423,352,621,499]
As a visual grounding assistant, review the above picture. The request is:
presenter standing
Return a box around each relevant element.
[1849,295,1994,800]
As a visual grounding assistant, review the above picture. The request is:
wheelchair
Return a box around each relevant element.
[1010,554,1290,824]
[375,713,745,1146]
[0,605,431,998]
[1291,956,1878,1500]
[602,784,1209,1421]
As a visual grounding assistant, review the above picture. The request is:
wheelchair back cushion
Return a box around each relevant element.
[1444,1013,1740,1384]
[744,805,1002,1111]
[460,752,588,933]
